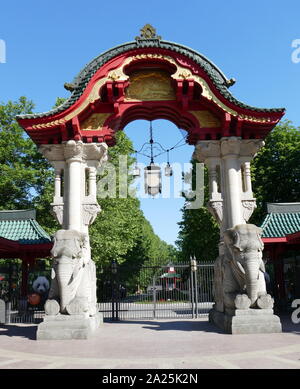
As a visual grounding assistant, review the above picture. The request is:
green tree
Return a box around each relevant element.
[90,131,143,267]
[118,217,174,293]
[176,161,219,262]
[0,97,52,210]
[250,120,300,225]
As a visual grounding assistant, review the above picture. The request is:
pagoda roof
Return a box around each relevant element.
[16,27,285,146]
[0,209,51,245]
[17,39,284,122]
[261,203,300,239]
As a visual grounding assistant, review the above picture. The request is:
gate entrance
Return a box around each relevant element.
[16,25,285,337]
[98,260,214,320]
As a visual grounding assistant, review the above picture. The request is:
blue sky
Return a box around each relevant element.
[0,0,299,246]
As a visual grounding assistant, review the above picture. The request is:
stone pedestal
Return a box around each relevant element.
[209,308,282,334]
[36,313,103,340]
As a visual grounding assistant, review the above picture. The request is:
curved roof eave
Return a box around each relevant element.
[17,39,285,120]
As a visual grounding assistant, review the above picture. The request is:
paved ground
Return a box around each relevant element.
[0,315,299,369]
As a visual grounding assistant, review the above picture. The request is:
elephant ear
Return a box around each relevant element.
[50,236,57,257]
[80,233,89,249]
[71,233,84,258]
[224,228,241,251]
[255,227,264,251]
[259,260,266,273]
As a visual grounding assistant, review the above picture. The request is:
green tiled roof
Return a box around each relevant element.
[17,39,285,121]
[260,203,300,238]
[0,210,51,245]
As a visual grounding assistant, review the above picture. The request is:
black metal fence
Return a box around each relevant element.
[2,260,214,323]
[97,260,214,321]
[5,297,45,324]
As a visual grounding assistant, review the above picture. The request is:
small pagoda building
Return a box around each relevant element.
[0,209,52,297]
[261,203,300,309]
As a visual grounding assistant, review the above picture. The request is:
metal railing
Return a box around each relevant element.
[1,260,214,323]
[4,299,45,324]
[97,260,214,321]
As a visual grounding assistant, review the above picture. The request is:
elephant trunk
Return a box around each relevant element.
[244,254,260,307]
[56,256,73,313]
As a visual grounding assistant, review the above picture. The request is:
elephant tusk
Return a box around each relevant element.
[236,261,245,274]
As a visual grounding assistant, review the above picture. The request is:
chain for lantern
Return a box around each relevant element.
[165,149,173,177]
[144,121,161,196]
[149,121,154,164]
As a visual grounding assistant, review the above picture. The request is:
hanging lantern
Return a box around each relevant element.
[164,162,173,177]
[144,163,162,196]
[133,152,141,177]
[132,165,141,177]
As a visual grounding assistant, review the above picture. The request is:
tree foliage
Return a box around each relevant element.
[0,97,53,210]
[250,120,300,225]
[176,161,219,261]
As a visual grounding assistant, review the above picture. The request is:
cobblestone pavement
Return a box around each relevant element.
[0,316,299,369]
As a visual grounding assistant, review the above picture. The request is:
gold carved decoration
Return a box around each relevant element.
[135,24,161,40]
[125,70,175,101]
[81,113,111,130]
[32,118,66,129]
[177,69,192,79]
[190,110,221,128]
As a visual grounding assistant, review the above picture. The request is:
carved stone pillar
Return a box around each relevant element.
[194,137,265,230]
[194,137,281,334]
[54,167,62,199]
[39,140,108,232]
[64,141,84,231]
[239,139,264,223]
[37,141,108,340]
[193,141,224,228]
[220,137,243,229]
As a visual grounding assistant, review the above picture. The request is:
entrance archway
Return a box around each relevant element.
[17,25,285,337]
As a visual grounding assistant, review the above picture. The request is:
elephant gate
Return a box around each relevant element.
[17,25,285,339]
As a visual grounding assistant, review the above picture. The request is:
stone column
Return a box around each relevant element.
[37,141,108,340]
[239,139,265,223]
[193,141,223,228]
[220,137,243,229]
[65,146,83,231]
[194,137,282,334]
[88,166,97,198]
[243,162,252,193]
[54,168,62,199]
[39,140,108,233]
[193,137,265,229]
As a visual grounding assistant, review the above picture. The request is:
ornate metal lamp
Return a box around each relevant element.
[133,121,186,196]
[132,152,141,177]
[164,150,173,177]
[144,163,162,196]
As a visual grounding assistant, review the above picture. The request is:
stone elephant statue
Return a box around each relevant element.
[46,229,97,316]
[213,224,273,313]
